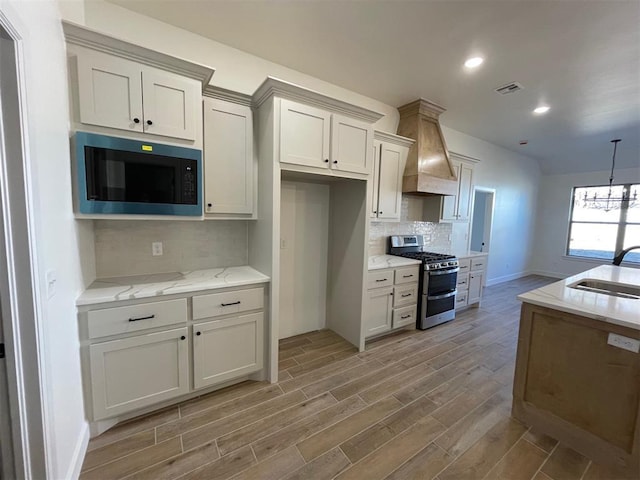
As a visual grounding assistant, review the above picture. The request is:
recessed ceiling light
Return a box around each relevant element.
[464,57,484,69]
[533,106,550,115]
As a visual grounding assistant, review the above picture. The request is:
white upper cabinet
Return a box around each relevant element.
[141,68,199,140]
[370,132,413,221]
[279,98,373,176]
[424,154,477,223]
[331,114,372,174]
[203,95,255,217]
[73,48,202,142]
[77,53,143,133]
[280,99,331,169]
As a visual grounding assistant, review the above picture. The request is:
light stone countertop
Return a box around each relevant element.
[77,266,270,306]
[428,248,488,259]
[518,265,640,331]
[368,255,422,271]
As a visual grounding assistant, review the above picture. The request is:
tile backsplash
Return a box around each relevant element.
[369,196,452,255]
[94,220,248,278]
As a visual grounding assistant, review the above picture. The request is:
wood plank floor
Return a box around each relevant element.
[80,275,637,479]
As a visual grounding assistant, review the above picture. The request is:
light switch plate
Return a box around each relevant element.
[45,270,57,299]
[152,242,163,256]
[607,333,640,353]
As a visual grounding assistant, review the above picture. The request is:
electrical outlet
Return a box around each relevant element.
[152,242,163,256]
[281,238,286,249]
[608,333,640,353]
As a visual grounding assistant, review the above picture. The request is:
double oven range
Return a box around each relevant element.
[389,235,459,330]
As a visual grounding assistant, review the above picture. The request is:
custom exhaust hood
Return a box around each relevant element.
[397,99,458,196]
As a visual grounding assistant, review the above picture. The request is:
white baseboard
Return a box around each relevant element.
[485,270,531,287]
[528,270,566,279]
[64,422,89,480]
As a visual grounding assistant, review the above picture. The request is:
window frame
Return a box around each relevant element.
[566,182,638,263]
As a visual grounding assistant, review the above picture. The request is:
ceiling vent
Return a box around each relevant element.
[495,82,524,95]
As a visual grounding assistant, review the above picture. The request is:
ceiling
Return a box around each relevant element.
[107,0,640,175]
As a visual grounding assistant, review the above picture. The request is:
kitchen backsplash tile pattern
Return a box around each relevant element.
[94,220,248,278]
[369,196,452,255]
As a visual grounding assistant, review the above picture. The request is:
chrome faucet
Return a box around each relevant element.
[612,245,640,266]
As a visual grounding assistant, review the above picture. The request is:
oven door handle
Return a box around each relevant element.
[428,267,459,276]
[427,290,458,300]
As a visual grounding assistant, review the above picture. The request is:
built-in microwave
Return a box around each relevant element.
[74,132,202,216]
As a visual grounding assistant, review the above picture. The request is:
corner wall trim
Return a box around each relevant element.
[65,422,89,480]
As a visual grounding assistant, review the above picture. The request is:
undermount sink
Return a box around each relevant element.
[568,279,640,300]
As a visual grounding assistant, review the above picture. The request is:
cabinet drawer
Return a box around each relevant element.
[393,305,417,329]
[87,299,188,339]
[192,287,264,320]
[367,270,394,289]
[456,273,469,289]
[471,257,487,271]
[458,258,471,273]
[393,284,419,308]
[456,292,468,309]
[394,266,420,285]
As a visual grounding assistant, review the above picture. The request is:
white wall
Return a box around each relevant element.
[441,126,542,285]
[531,167,640,278]
[64,0,399,133]
[279,181,329,338]
[1,0,91,478]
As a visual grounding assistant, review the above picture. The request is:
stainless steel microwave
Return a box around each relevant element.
[74,132,202,216]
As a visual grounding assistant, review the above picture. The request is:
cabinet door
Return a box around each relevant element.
[377,142,405,220]
[203,98,254,215]
[365,287,393,338]
[141,69,199,140]
[370,141,381,218]
[440,161,460,221]
[456,163,473,220]
[280,99,331,169]
[193,312,264,389]
[76,52,143,132]
[331,114,372,175]
[89,327,189,420]
[468,271,484,305]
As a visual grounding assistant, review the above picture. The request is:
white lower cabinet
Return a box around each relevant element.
[89,327,189,420]
[366,265,420,338]
[365,286,394,337]
[193,312,264,389]
[468,271,484,304]
[455,254,488,309]
[82,284,266,422]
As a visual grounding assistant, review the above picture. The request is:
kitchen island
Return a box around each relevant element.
[513,265,640,472]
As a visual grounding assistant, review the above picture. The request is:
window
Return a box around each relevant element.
[567,183,640,263]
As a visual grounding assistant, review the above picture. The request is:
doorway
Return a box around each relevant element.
[470,187,495,253]
[0,16,47,480]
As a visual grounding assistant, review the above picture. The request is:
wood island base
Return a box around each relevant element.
[512,302,640,473]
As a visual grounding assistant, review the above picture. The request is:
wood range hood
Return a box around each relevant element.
[397,99,458,196]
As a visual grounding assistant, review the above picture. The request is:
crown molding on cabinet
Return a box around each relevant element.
[373,130,415,148]
[449,151,481,164]
[253,76,384,123]
[62,21,215,88]
[203,85,253,107]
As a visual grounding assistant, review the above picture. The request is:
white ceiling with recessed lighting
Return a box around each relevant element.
[107,0,640,175]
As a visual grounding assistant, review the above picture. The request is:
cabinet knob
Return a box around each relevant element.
[379,211,383,215]
[196,331,201,336]
[324,159,329,163]
[333,160,338,164]
[133,117,140,124]
[180,335,186,340]
[146,120,153,126]
[207,203,212,208]
[373,211,378,214]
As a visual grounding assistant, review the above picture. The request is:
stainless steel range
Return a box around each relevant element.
[388,235,459,330]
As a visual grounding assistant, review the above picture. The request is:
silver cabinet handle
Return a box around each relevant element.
[221,301,241,307]
[129,314,155,322]
[429,267,460,276]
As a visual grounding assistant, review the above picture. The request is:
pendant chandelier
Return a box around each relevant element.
[581,139,638,211]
